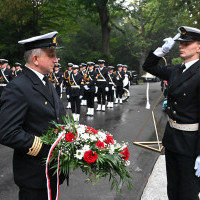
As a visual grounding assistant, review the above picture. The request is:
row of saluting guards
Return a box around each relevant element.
[48,60,131,121]
[0,58,131,122]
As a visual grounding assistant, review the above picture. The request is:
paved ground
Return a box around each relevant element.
[0,82,167,200]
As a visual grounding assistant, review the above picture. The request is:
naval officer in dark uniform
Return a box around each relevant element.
[0,31,66,200]
[0,59,13,98]
[143,26,200,200]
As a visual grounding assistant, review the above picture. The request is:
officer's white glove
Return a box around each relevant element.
[84,85,89,90]
[194,155,200,177]
[67,95,70,99]
[95,86,98,93]
[112,86,115,91]
[79,95,83,99]
[105,87,109,92]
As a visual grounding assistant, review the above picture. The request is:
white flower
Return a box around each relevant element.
[125,160,130,166]
[80,133,90,141]
[90,135,97,142]
[108,145,115,155]
[74,150,84,159]
[98,131,107,141]
[76,125,86,134]
[82,145,90,151]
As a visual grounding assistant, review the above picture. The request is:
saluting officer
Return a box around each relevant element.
[143,26,200,200]
[0,31,66,200]
[53,63,63,98]
[0,59,13,98]
[14,62,23,76]
[84,62,97,116]
[64,63,73,109]
[96,59,108,111]
[107,66,116,108]
[66,65,84,121]
[114,64,125,104]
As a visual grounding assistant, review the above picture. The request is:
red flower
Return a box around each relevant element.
[104,134,114,144]
[86,126,98,135]
[83,150,98,164]
[120,147,130,160]
[95,140,105,149]
[65,132,75,142]
[61,126,65,130]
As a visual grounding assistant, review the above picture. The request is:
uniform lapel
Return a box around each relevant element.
[23,67,55,107]
[169,60,200,92]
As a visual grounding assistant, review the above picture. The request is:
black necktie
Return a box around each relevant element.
[43,76,52,96]
[179,64,186,73]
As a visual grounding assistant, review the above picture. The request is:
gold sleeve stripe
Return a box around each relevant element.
[27,136,43,156]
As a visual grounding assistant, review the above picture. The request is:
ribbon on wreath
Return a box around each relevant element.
[46,131,65,200]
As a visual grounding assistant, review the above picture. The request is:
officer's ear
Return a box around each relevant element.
[197,41,200,53]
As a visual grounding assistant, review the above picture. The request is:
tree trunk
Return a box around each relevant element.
[96,0,111,54]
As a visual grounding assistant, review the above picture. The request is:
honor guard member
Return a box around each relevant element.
[14,62,23,76]
[84,62,97,116]
[114,64,125,104]
[143,26,200,200]
[0,31,66,200]
[122,64,131,91]
[64,62,73,108]
[0,59,13,98]
[66,65,84,121]
[96,59,108,111]
[79,63,87,106]
[94,64,99,102]
[107,66,116,108]
[53,63,63,98]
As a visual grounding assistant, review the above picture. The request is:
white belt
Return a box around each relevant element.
[71,85,80,89]
[97,79,106,82]
[168,117,199,131]
[0,84,7,87]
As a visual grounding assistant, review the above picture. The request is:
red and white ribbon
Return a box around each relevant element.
[46,132,65,200]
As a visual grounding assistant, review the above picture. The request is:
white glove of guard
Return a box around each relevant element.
[112,86,115,91]
[194,155,200,177]
[79,95,83,99]
[95,86,98,93]
[153,37,176,57]
[105,87,109,92]
[67,95,70,99]
[84,85,89,90]
[162,37,175,54]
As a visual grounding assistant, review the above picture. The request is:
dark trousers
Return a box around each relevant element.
[165,149,200,200]
[97,87,106,105]
[19,187,56,200]
[107,86,114,102]
[85,91,95,108]
[116,86,123,98]
[71,96,81,114]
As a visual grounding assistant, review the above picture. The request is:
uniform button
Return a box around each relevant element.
[183,93,186,96]
[173,111,176,114]
[45,101,48,105]
[174,102,177,105]
[57,117,59,121]
[168,107,170,110]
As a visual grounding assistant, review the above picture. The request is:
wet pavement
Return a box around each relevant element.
[0,82,167,200]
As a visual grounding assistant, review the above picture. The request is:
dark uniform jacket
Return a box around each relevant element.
[84,70,97,93]
[114,71,125,87]
[107,72,116,88]
[96,67,108,88]
[54,70,64,85]
[66,73,84,97]
[143,51,200,157]
[0,67,66,189]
